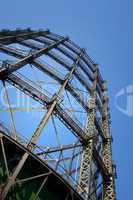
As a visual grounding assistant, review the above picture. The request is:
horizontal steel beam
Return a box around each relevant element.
[36,143,81,155]
[45,152,81,163]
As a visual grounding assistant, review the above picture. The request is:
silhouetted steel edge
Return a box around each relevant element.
[0,129,84,200]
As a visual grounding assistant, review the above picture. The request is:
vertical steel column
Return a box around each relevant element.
[102,94,116,200]
[78,69,97,200]
[1,50,83,199]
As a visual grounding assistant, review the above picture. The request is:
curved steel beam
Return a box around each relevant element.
[0,37,67,78]
[19,39,105,105]
[42,32,105,90]
[31,37,95,82]
[0,30,49,45]
[18,39,93,92]
[0,29,105,94]
[40,32,96,73]
[0,45,104,139]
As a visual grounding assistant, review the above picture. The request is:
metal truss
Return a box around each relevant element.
[0,29,116,200]
[78,70,97,200]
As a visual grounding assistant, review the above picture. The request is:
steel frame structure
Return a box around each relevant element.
[0,29,116,200]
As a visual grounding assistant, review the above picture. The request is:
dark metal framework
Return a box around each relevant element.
[0,29,116,199]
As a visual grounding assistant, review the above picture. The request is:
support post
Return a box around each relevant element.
[102,93,116,200]
[78,69,97,199]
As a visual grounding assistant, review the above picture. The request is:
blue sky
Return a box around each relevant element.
[0,0,133,199]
